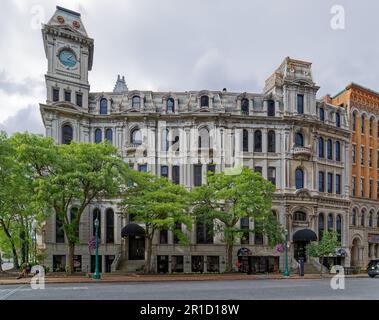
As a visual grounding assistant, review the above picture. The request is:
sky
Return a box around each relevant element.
[0,0,378,135]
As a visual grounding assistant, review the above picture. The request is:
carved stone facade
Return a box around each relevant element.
[38,6,351,274]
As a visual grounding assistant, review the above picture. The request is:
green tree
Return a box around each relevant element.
[35,141,124,273]
[119,171,192,273]
[191,167,283,272]
[306,230,340,275]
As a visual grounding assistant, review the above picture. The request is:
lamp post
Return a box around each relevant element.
[283,229,290,277]
[92,217,101,280]
[32,221,37,265]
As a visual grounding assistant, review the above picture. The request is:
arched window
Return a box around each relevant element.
[167,98,175,113]
[369,117,375,136]
[361,114,366,134]
[336,113,341,128]
[162,129,169,151]
[198,127,210,149]
[105,128,113,143]
[352,112,357,131]
[328,214,334,231]
[95,128,102,144]
[100,98,108,115]
[318,213,325,240]
[93,208,101,239]
[254,130,262,152]
[295,168,304,189]
[62,124,73,145]
[318,137,324,158]
[295,133,304,147]
[106,208,114,243]
[132,96,141,108]
[369,211,374,227]
[294,211,306,221]
[335,141,341,161]
[200,95,209,108]
[352,208,357,226]
[243,129,249,152]
[241,98,249,115]
[131,128,142,145]
[172,134,180,152]
[319,107,325,122]
[336,215,342,243]
[196,217,213,244]
[327,139,333,160]
[267,100,275,117]
[361,210,366,227]
[267,130,276,153]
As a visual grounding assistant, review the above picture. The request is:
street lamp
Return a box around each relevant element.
[283,229,290,277]
[32,221,37,265]
[92,217,101,280]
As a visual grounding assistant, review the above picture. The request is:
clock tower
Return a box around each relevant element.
[42,6,94,110]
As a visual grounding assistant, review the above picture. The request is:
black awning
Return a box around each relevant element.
[293,229,317,242]
[121,223,145,238]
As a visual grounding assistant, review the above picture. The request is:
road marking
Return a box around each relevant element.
[0,285,26,300]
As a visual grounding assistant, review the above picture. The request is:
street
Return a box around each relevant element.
[0,278,378,300]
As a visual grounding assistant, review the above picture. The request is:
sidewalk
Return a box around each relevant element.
[0,272,368,286]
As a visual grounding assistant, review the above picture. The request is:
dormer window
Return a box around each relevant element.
[241,99,249,115]
[267,100,275,117]
[319,107,325,122]
[200,96,209,108]
[132,96,141,108]
[336,112,341,128]
[100,98,108,115]
[167,98,175,113]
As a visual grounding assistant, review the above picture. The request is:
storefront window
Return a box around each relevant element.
[191,256,204,273]
[206,256,220,272]
[171,256,184,273]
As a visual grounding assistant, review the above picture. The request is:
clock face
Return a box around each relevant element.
[59,50,77,68]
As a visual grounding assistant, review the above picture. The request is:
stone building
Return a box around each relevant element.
[332,83,379,268]
[38,6,351,274]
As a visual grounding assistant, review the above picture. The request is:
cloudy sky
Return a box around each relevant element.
[0,0,378,135]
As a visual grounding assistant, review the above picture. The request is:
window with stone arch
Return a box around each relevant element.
[295,132,304,147]
[200,95,209,108]
[167,98,175,113]
[336,112,341,128]
[131,128,142,145]
[369,210,374,227]
[198,127,210,149]
[335,141,341,162]
[361,114,366,134]
[100,98,108,115]
[361,209,366,227]
[105,128,113,143]
[132,95,141,108]
[370,117,375,136]
[241,98,249,115]
[295,168,304,189]
[62,124,73,145]
[351,208,357,226]
[294,211,307,222]
[327,139,333,160]
[377,211,379,228]
[318,137,324,158]
[267,130,276,153]
[242,129,249,152]
[352,111,357,131]
[318,213,325,240]
[254,130,262,152]
[336,215,342,243]
[328,213,334,231]
[267,100,275,117]
[94,128,102,144]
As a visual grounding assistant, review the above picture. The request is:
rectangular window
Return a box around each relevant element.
[361,177,364,197]
[297,94,304,114]
[336,174,341,195]
[352,177,356,197]
[138,164,147,172]
[64,90,71,102]
[369,179,373,198]
[90,255,103,273]
[191,256,204,273]
[240,217,250,245]
[254,220,264,245]
[352,145,356,164]
[172,166,180,184]
[377,151,379,169]
[52,88,60,102]
[76,93,83,107]
[268,167,276,187]
[319,171,325,193]
[159,230,168,244]
[53,255,66,272]
[55,215,65,243]
[327,173,333,193]
[171,256,184,273]
[161,165,168,178]
[254,166,262,175]
[206,256,220,273]
[369,149,373,167]
[73,255,82,272]
[377,180,379,199]
[194,165,202,186]
[361,146,365,166]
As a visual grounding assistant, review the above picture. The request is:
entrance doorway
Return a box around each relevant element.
[294,241,308,262]
[129,235,145,260]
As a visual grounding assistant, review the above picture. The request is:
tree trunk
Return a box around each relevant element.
[226,244,234,272]
[67,242,75,274]
[320,256,324,276]
[1,223,19,269]
[0,253,3,272]
[144,237,153,274]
